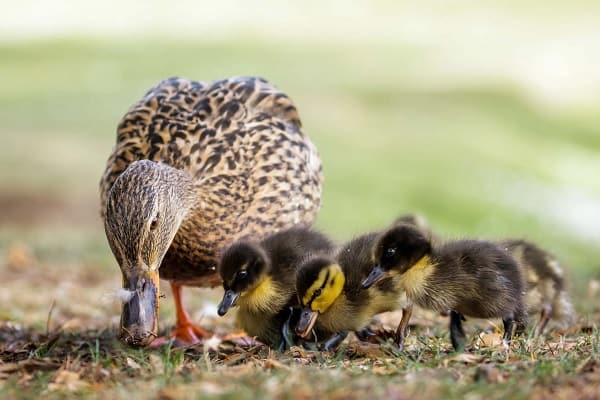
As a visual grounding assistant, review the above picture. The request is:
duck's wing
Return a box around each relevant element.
[100,76,322,224]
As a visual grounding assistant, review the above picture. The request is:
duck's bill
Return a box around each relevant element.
[361,265,387,289]
[119,270,160,346]
[296,308,319,338]
[217,289,239,316]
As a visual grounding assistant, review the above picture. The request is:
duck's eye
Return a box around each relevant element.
[314,288,322,297]
[150,214,159,231]
[385,247,396,258]
[237,270,248,280]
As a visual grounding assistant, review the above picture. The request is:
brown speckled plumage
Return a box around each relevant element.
[100,77,323,345]
[100,76,323,287]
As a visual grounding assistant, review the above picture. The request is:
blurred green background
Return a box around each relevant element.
[1,0,599,305]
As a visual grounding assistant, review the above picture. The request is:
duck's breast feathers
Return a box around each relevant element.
[100,76,322,219]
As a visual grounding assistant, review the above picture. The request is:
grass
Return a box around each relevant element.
[1,24,600,399]
[1,319,599,399]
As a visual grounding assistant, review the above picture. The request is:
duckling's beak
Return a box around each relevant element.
[217,289,239,316]
[362,265,387,289]
[296,307,319,338]
[119,269,160,346]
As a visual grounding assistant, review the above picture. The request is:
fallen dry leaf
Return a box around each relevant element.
[443,353,483,367]
[263,358,290,370]
[4,242,36,270]
[48,369,89,392]
[203,335,222,352]
[0,358,60,374]
[125,357,141,370]
[476,332,505,349]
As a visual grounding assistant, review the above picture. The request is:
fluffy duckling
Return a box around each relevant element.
[363,224,527,351]
[217,227,335,349]
[396,213,574,335]
[500,239,574,335]
[295,233,406,350]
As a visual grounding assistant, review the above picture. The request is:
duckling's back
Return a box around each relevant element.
[432,240,526,322]
[262,227,336,291]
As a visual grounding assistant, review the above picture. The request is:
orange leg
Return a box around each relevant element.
[150,283,212,347]
[170,283,212,343]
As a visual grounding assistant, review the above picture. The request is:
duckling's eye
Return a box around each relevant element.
[314,288,322,297]
[385,247,397,258]
[237,270,248,280]
[150,214,159,231]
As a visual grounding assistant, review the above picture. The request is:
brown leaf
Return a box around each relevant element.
[4,242,36,270]
[263,358,290,370]
[476,332,505,349]
[48,369,88,392]
[442,353,483,367]
[0,358,60,374]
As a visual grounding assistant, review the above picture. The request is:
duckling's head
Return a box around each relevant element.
[362,224,431,289]
[104,160,196,346]
[217,241,271,316]
[295,257,345,338]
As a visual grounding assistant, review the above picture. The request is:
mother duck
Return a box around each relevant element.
[100,77,323,346]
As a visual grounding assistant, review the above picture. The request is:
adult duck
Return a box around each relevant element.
[100,76,323,346]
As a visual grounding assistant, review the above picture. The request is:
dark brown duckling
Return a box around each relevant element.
[363,224,528,351]
[217,227,335,349]
[499,239,574,335]
[396,213,574,336]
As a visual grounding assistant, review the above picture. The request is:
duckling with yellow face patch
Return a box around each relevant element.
[364,224,528,351]
[217,227,335,348]
[398,213,575,336]
[295,233,405,350]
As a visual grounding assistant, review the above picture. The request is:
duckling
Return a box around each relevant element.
[499,239,574,336]
[394,213,437,242]
[100,76,323,346]
[363,224,527,351]
[217,227,335,349]
[295,233,406,350]
[396,214,574,335]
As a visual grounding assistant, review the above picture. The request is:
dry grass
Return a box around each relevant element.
[1,243,599,400]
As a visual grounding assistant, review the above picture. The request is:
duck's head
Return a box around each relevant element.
[295,257,345,338]
[362,224,431,289]
[217,241,271,316]
[104,160,195,346]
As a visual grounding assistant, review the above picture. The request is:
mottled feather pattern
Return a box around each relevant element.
[100,77,323,287]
